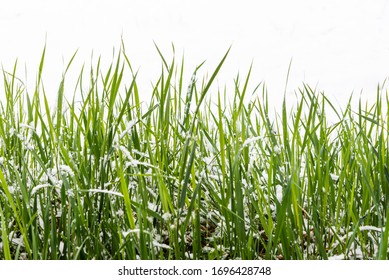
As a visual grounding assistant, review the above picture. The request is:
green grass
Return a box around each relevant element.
[0,44,388,260]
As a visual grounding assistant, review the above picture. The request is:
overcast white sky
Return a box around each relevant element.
[1,0,389,108]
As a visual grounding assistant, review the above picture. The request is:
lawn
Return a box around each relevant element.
[0,45,388,260]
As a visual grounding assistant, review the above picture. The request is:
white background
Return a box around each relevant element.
[1,0,389,109]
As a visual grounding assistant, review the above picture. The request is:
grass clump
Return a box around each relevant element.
[0,45,388,260]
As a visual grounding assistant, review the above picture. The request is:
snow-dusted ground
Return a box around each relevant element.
[1,0,388,109]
